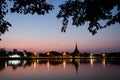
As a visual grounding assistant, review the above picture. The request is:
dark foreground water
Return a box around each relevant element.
[0,58,120,80]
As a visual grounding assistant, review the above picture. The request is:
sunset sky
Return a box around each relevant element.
[0,0,120,53]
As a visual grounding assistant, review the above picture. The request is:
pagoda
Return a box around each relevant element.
[71,43,80,58]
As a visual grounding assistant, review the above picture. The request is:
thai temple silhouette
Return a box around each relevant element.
[0,43,120,59]
[71,43,80,58]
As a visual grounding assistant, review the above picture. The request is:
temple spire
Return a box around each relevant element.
[75,42,79,53]
[71,43,80,57]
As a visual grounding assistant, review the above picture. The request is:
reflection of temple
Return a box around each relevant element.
[72,59,79,74]
[71,43,80,58]
[0,59,120,72]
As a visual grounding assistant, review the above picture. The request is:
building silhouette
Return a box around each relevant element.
[71,43,80,58]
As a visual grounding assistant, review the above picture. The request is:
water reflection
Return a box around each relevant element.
[0,59,120,80]
[102,58,106,67]
[8,60,21,65]
[47,61,50,71]
[90,58,94,67]
[0,58,120,72]
[63,60,66,70]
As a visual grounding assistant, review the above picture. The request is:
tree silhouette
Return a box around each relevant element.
[0,0,120,40]
[57,0,120,35]
[0,0,11,40]
[0,0,53,40]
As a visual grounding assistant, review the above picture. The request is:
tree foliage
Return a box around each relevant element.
[57,0,120,35]
[10,0,54,14]
[0,0,53,40]
[0,0,120,40]
[0,0,11,40]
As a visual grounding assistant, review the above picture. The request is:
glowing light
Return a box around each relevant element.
[9,54,20,58]
[90,59,94,68]
[8,60,20,65]
[23,52,27,57]
[90,53,93,58]
[34,52,37,55]
[33,61,37,68]
[47,61,50,71]
[102,59,106,67]
[5,62,7,68]
[33,52,39,58]
[47,52,50,56]
[22,60,27,66]
[63,61,66,70]
[102,53,106,58]
[63,52,66,56]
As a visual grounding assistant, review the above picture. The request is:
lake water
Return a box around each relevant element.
[0,59,120,80]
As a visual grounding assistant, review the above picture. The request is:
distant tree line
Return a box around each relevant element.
[0,48,120,58]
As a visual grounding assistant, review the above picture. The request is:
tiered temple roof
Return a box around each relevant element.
[71,43,80,56]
